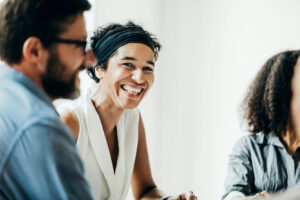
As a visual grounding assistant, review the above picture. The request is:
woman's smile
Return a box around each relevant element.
[120,84,145,97]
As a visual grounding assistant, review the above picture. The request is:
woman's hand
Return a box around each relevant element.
[165,191,198,200]
[253,191,270,199]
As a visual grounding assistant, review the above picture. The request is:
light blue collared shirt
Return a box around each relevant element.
[0,64,92,199]
[223,133,300,199]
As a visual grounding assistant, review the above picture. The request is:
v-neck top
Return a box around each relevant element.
[59,95,139,200]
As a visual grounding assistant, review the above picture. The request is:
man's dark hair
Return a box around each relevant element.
[0,0,91,64]
[242,50,300,136]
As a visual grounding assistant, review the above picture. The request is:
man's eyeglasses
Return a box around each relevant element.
[48,38,87,54]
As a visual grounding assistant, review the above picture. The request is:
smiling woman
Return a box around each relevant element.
[95,43,155,109]
[57,21,197,200]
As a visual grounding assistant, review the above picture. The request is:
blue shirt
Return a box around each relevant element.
[223,133,300,199]
[0,64,93,199]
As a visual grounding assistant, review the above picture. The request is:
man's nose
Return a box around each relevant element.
[83,49,97,68]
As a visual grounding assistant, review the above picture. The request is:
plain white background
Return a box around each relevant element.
[81,1,300,199]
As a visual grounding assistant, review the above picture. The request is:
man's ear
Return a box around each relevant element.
[22,37,48,72]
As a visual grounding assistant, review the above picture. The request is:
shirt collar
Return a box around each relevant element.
[255,132,285,148]
[0,63,56,113]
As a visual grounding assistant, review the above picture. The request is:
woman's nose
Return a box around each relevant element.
[132,69,144,84]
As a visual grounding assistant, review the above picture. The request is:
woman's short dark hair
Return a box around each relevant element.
[242,50,300,136]
[0,0,91,64]
[86,21,161,83]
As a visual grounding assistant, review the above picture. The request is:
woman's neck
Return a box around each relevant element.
[281,130,300,155]
[91,89,124,137]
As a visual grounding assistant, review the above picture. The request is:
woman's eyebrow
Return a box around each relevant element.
[121,56,136,61]
[147,61,155,66]
[121,57,155,66]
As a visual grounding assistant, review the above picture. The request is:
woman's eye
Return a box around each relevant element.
[143,66,154,72]
[122,63,135,69]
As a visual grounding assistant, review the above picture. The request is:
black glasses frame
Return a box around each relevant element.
[48,38,88,51]
[47,38,88,55]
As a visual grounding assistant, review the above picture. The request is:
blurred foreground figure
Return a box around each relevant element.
[0,0,94,199]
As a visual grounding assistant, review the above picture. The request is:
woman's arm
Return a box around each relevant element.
[60,111,80,140]
[225,191,270,200]
[131,113,163,199]
[131,113,197,200]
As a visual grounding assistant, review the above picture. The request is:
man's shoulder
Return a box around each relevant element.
[0,116,75,177]
[0,94,73,170]
[0,115,72,153]
[0,79,57,126]
[19,117,75,151]
[0,117,89,200]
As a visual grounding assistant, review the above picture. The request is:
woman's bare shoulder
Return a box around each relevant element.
[60,111,80,140]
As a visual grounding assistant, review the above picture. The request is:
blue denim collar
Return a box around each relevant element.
[0,63,56,113]
[254,132,284,148]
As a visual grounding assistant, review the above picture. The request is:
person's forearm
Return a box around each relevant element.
[140,187,165,200]
[263,187,300,200]
[226,190,270,200]
[227,196,260,200]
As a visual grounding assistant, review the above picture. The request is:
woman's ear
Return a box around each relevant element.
[95,65,104,80]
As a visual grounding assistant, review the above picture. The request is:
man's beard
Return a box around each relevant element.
[42,49,82,99]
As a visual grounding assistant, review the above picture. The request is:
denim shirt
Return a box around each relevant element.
[0,64,92,199]
[223,133,300,199]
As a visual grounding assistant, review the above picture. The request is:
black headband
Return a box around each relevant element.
[93,27,156,66]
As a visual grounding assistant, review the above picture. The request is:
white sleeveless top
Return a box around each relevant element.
[57,95,139,200]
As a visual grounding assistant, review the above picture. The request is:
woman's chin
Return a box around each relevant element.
[119,99,141,110]
[123,103,139,110]
[118,92,145,109]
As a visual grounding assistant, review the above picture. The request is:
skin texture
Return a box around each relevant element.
[231,191,270,200]
[281,57,300,155]
[291,57,300,141]
[61,43,197,200]
[9,14,93,100]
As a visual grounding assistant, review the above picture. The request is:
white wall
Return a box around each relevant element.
[83,0,300,199]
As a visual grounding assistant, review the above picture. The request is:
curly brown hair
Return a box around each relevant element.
[242,50,300,136]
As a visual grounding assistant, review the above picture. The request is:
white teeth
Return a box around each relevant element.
[122,85,143,94]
